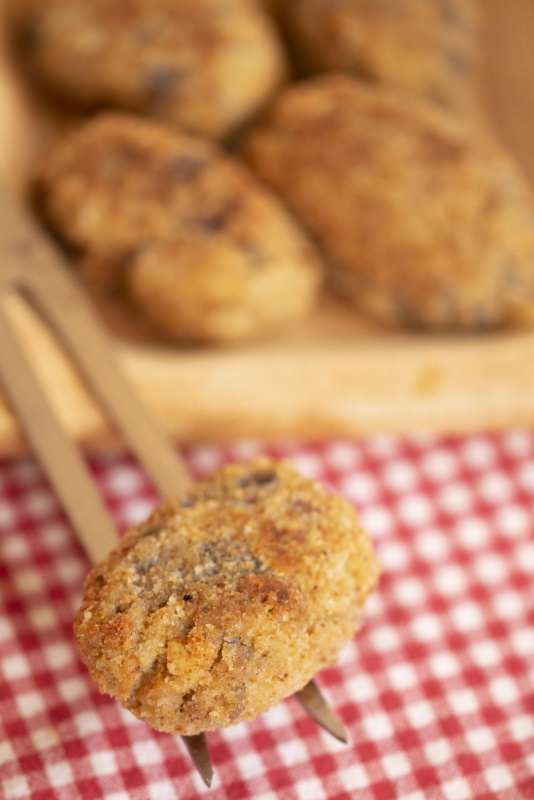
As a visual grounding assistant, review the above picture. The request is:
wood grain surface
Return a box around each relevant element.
[1,0,534,454]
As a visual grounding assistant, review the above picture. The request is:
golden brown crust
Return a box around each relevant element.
[36,113,322,343]
[9,0,286,138]
[245,75,534,330]
[74,459,379,734]
[282,0,481,110]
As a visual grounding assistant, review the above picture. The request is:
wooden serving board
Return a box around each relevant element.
[1,0,534,455]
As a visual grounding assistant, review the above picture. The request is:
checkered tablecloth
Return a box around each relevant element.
[0,432,533,800]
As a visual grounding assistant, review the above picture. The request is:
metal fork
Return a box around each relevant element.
[0,189,348,787]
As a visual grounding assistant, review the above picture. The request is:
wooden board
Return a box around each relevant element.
[1,0,534,454]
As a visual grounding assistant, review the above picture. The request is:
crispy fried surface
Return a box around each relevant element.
[37,114,321,343]
[245,76,534,330]
[9,0,285,138]
[282,0,480,110]
[75,460,379,735]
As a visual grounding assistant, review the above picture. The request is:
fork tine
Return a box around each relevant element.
[183,735,214,787]
[33,281,193,499]
[0,293,119,564]
[296,681,349,744]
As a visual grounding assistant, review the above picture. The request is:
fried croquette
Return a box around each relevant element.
[245,76,534,330]
[37,114,321,343]
[10,0,286,138]
[75,459,380,734]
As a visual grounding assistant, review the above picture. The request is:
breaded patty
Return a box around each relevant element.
[75,460,379,735]
[9,0,285,138]
[37,114,321,343]
[245,76,534,331]
[282,0,480,110]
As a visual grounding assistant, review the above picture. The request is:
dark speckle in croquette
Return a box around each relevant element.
[179,496,197,508]
[237,469,277,488]
[75,459,379,735]
[144,66,187,101]
[446,49,472,75]
[196,199,241,233]
[291,499,317,514]
[167,157,206,182]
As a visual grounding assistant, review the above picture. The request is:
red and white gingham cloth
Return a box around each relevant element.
[0,432,533,800]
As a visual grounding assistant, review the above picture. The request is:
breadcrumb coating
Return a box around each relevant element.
[75,460,380,734]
